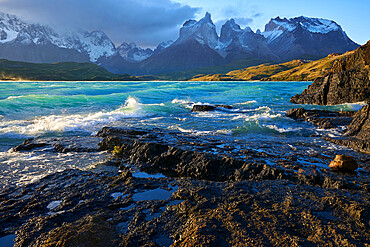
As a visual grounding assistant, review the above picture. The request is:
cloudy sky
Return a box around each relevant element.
[0,0,368,47]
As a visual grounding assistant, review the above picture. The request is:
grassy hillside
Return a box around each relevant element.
[267,53,350,81]
[139,58,271,81]
[188,53,350,81]
[0,59,139,81]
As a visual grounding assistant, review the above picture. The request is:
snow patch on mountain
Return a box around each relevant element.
[0,29,18,43]
[155,40,174,53]
[0,11,116,62]
[297,17,340,33]
[262,30,283,43]
[75,31,116,62]
[117,42,153,62]
[263,16,343,44]
[176,12,219,49]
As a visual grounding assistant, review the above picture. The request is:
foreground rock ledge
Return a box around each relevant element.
[2,126,369,246]
[96,127,368,190]
[0,169,369,246]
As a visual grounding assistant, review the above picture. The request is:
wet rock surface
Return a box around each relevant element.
[323,105,370,153]
[290,41,370,105]
[1,126,369,246]
[287,106,370,153]
[191,104,233,112]
[0,169,369,246]
[286,108,355,129]
[12,137,102,153]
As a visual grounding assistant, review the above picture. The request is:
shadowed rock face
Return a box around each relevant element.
[286,106,370,153]
[344,104,370,140]
[291,41,370,105]
[286,108,355,129]
[324,105,370,153]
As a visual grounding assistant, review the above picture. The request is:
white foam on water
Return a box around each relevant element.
[335,102,367,111]
[237,100,257,105]
[4,95,25,100]
[263,124,302,133]
[171,99,195,109]
[171,99,193,105]
[175,126,231,136]
[0,150,108,189]
[0,96,146,136]
[232,112,282,121]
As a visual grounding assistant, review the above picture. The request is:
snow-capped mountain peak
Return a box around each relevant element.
[154,40,174,53]
[176,12,219,49]
[292,16,341,33]
[223,19,243,32]
[0,11,116,62]
[72,30,116,62]
[117,42,153,62]
[263,16,343,43]
[261,15,358,60]
[199,12,213,24]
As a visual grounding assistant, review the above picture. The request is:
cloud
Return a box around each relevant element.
[0,0,200,47]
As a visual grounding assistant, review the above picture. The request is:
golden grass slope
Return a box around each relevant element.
[189,52,351,81]
[267,53,351,81]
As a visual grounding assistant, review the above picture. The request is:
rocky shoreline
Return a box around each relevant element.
[1,118,369,246]
[288,41,370,155]
[1,41,369,246]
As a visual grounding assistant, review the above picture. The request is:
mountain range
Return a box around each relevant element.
[0,11,359,75]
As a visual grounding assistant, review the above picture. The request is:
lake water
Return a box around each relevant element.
[0,81,366,188]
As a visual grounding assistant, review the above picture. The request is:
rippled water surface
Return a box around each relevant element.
[0,80,366,187]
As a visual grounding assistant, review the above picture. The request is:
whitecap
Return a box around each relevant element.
[5,95,25,100]
[263,124,302,133]
[0,96,147,136]
[237,100,257,105]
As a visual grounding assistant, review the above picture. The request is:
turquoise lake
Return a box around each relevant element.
[0,81,366,187]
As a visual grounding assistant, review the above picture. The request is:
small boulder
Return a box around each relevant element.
[191,105,216,112]
[214,104,233,109]
[286,108,306,119]
[329,155,358,172]
[191,104,233,112]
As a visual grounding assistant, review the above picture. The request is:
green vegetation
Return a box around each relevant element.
[113,145,124,157]
[0,59,139,81]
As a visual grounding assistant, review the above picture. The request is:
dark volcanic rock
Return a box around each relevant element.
[191,105,216,112]
[191,104,233,112]
[3,126,370,246]
[324,105,370,153]
[286,108,355,129]
[291,41,370,105]
[97,127,287,182]
[95,127,369,191]
[1,170,369,247]
[11,139,49,152]
[344,104,370,140]
[11,137,102,153]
